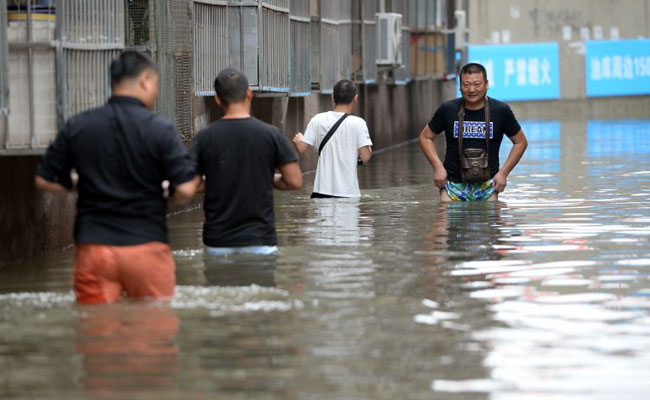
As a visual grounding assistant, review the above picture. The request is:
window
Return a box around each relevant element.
[61,0,125,118]
[351,0,377,84]
[260,0,290,92]
[4,0,57,152]
[289,0,311,95]
[409,0,447,78]
[193,0,290,95]
[313,0,342,93]
[193,1,228,95]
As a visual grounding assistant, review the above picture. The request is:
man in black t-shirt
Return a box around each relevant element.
[419,63,528,201]
[192,68,302,256]
[35,51,200,304]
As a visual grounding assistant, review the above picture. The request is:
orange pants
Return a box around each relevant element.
[74,242,175,304]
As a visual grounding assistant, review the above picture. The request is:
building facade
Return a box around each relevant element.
[0,0,457,264]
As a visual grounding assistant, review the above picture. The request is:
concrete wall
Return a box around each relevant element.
[0,156,76,267]
[193,79,452,173]
[0,79,451,266]
[509,96,650,120]
[467,0,650,100]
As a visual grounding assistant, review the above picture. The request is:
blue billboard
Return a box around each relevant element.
[586,39,650,97]
[465,42,560,101]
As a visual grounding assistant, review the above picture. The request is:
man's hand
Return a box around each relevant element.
[293,132,310,154]
[162,180,170,199]
[433,168,448,189]
[492,171,507,193]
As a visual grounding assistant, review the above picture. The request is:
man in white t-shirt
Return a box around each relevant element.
[293,79,373,198]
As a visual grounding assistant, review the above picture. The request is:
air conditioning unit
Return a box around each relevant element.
[376,13,402,66]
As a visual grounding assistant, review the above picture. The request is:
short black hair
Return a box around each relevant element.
[110,50,157,88]
[333,79,357,105]
[214,68,249,106]
[459,63,488,82]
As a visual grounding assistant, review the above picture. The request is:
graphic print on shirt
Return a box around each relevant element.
[453,121,494,139]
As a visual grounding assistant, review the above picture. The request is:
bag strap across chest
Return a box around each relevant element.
[457,98,491,157]
[318,113,349,155]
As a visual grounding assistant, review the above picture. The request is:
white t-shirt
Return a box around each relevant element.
[302,111,372,197]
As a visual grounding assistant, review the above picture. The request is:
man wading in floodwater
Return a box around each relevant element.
[419,63,528,201]
[191,68,302,256]
[35,51,199,304]
[293,79,373,198]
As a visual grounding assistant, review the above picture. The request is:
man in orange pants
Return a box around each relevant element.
[35,51,200,304]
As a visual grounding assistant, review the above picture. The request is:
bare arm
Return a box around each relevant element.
[34,175,69,193]
[292,132,311,155]
[492,130,528,193]
[273,161,303,190]
[418,125,447,188]
[358,145,372,164]
[172,175,202,205]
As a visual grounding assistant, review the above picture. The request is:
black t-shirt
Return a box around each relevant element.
[428,97,521,183]
[36,96,196,245]
[192,117,298,247]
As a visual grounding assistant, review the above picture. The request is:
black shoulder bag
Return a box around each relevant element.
[318,113,349,155]
[458,98,491,183]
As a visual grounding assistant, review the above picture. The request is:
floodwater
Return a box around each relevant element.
[1,118,650,399]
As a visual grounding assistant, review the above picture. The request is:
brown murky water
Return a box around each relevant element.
[1,118,650,399]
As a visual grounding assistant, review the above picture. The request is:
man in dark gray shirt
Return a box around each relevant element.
[192,68,302,256]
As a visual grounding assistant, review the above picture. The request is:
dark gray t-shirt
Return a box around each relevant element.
[192,117,297,247]
[428,97,521,183]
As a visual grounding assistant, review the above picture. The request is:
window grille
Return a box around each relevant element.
[289,0,310,96]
